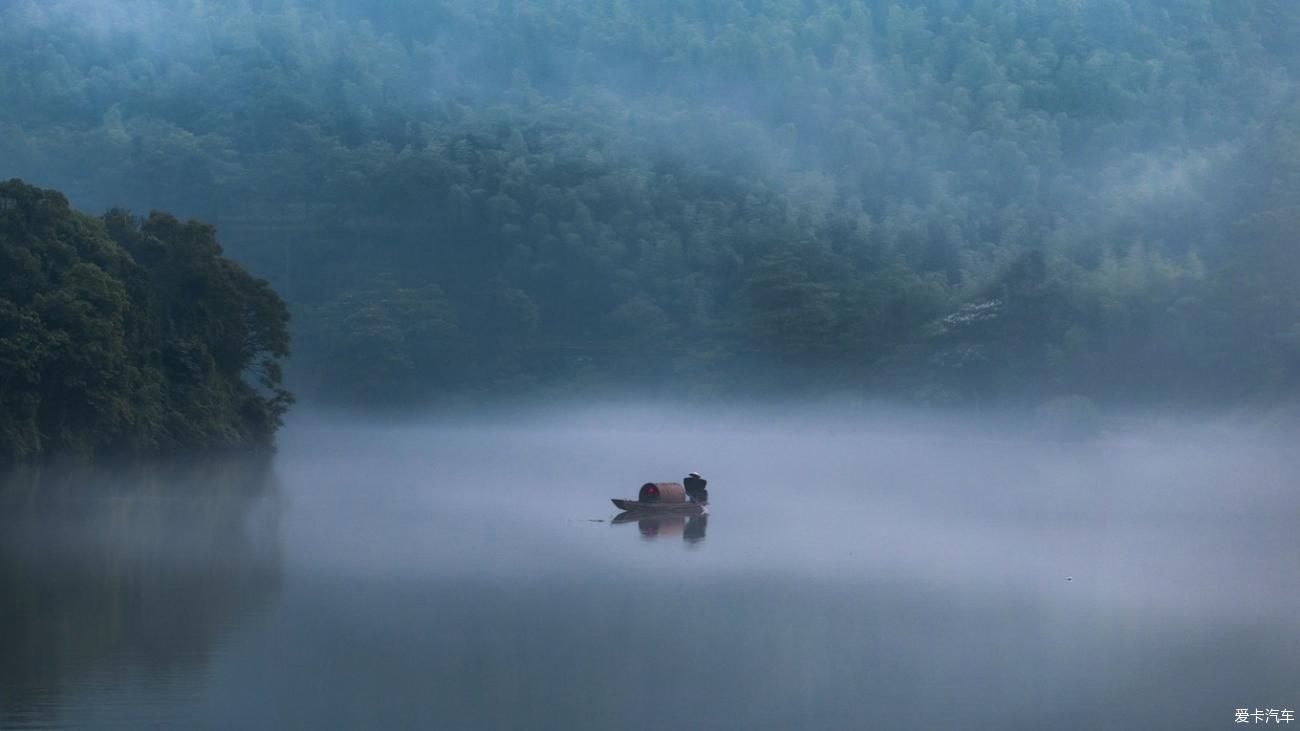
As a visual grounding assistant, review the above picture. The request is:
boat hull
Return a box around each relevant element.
[611,498,705,514]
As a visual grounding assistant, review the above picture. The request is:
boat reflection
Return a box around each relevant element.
[612,511,707,545]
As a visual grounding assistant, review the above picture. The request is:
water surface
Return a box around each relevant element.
[3,408,1297,729]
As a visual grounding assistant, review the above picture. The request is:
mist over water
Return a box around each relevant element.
[2,406,1297,730]
[3,0,1299,726]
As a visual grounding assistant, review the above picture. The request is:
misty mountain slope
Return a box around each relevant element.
[0,0,1296,406]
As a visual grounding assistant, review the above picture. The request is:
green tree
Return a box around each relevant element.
[0,180,293,463]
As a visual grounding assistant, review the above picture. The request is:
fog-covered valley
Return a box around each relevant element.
[3,1,1300,727]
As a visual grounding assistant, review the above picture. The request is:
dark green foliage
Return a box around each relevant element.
[295,275,461,404]
[0,180,292,463]
[0,1,1297,408]
[744,248,846,364]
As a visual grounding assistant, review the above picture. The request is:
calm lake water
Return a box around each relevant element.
[3,407,1298,730]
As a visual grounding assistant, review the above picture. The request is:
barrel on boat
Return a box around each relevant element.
[638,482,686,503]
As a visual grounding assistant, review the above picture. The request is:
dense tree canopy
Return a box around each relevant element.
[0,0,1297,410]
[0,180,291,462]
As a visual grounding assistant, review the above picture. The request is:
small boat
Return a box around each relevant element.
[611,498,705,514]
[610,482,706,514]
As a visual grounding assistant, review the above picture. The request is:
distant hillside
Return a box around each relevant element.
[1,1,1296,407]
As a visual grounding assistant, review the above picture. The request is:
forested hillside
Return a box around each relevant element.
[2,0,1297,407]
[0,180,291,462]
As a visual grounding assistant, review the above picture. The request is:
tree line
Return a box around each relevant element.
[0,180,291,462]
[0,0,1296,412]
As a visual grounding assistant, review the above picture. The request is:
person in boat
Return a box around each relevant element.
[683,472,708,503]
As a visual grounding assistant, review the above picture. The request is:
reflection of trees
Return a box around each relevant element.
[0,459,283,724]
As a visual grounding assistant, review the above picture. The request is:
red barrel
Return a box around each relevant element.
[638,482,686,503]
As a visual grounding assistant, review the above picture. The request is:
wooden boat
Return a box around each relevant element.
[611,481,706,514]
[611,498,705,514]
